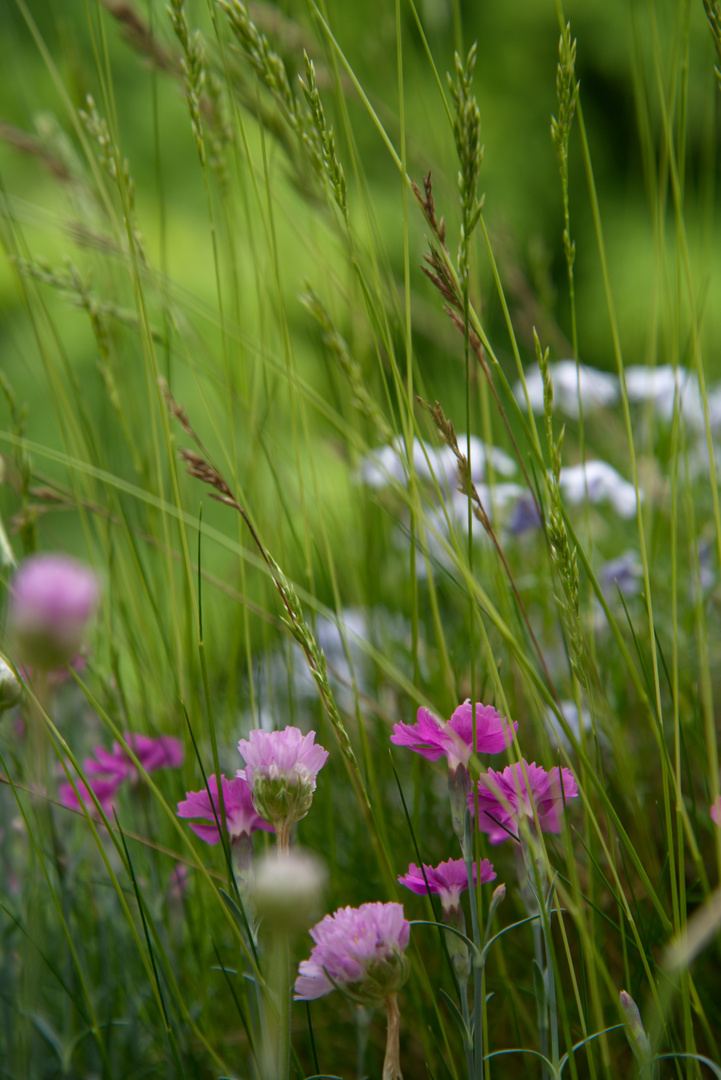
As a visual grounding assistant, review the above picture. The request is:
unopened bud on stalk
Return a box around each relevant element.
[619,990,651,1062]
[253,848,326,933]
[0,657,22,713]
[491,882,506,905]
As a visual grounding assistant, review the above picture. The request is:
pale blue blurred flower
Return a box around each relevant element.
[515,360,619,418]
[560,461,640,518]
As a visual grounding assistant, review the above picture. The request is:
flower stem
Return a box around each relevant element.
[275,821,291,854]
[462,813,483,1079]
[383,994,403,1080]
[263,928,291,1080]
[27,669,50,796]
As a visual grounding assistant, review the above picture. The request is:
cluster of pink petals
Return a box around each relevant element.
[398,856,496,911]
[711,796,721,828]
[177,774,274,844]
[469,760,579,843]
[391,701,517,771]
[58,776,120,816]
[59,732,184,815]
[9,554,99,670]
[237,726,328,791]
[85,733,184,785]
[294,901,410,1001]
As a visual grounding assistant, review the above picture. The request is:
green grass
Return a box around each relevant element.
[1,0,721,1076]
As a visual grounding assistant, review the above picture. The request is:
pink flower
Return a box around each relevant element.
[237,726,328,842]
[711,797,721,828]
[294,901,411,1004]
[391,700,517,771]
[86,733,184,785]
[123,733,184,775]
[59,776,119,816]
[469,760,579,843]
[9,554,99,670]
[398,856,496,913]
[177,774,274,844]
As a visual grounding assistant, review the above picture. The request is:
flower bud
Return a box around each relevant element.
[8,554,99,670]
[491,882,506,905]
[0,656,22,713]
[250,771,316,832]
[356,951,411,1006]
[619,990,651,1062]
[253,848,326,933]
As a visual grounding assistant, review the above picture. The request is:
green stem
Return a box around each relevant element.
[263,930,291,1080]
[462,814,482,1080]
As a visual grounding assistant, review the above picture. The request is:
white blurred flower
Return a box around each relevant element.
[254,848,327,932]
[446,484,526,533]
[357,436,445,489]
[357,435,516,491]
[515,361,619,418]
[706,384,721,431]
[559,461,640,518]
[0,657,22,713]
[624,364,707,429]
[439,435,517,484]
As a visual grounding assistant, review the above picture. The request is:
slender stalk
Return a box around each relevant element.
[275,822,291,855]
[458,978,475,1080]
[383,994,403,1080]
[263,930,291,1080]
[462,813,482,1079]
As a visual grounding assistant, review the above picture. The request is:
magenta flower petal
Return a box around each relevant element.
[59,776,120,815]
[390,707,451,763]
[82,733,184,792]
[123,733,184,773]
[469,759,579,843]
[448,701,517,756]
[391,700,517,770]
[177,774,274,845]
[294,902,411,1004]
[398,856,496,912]
[85,745,132,785]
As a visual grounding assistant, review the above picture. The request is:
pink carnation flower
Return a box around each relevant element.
[469,760,579,843]
[86,733,184,785]
[9,554,99,670]
[177,774,274,844]
[238,726,329,785]
[391,700,517,771]
[59,776,120,816]
[711,796,721,828]
[398,856,496,913]
[237,726,328,847]
[294,901,411,1004]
